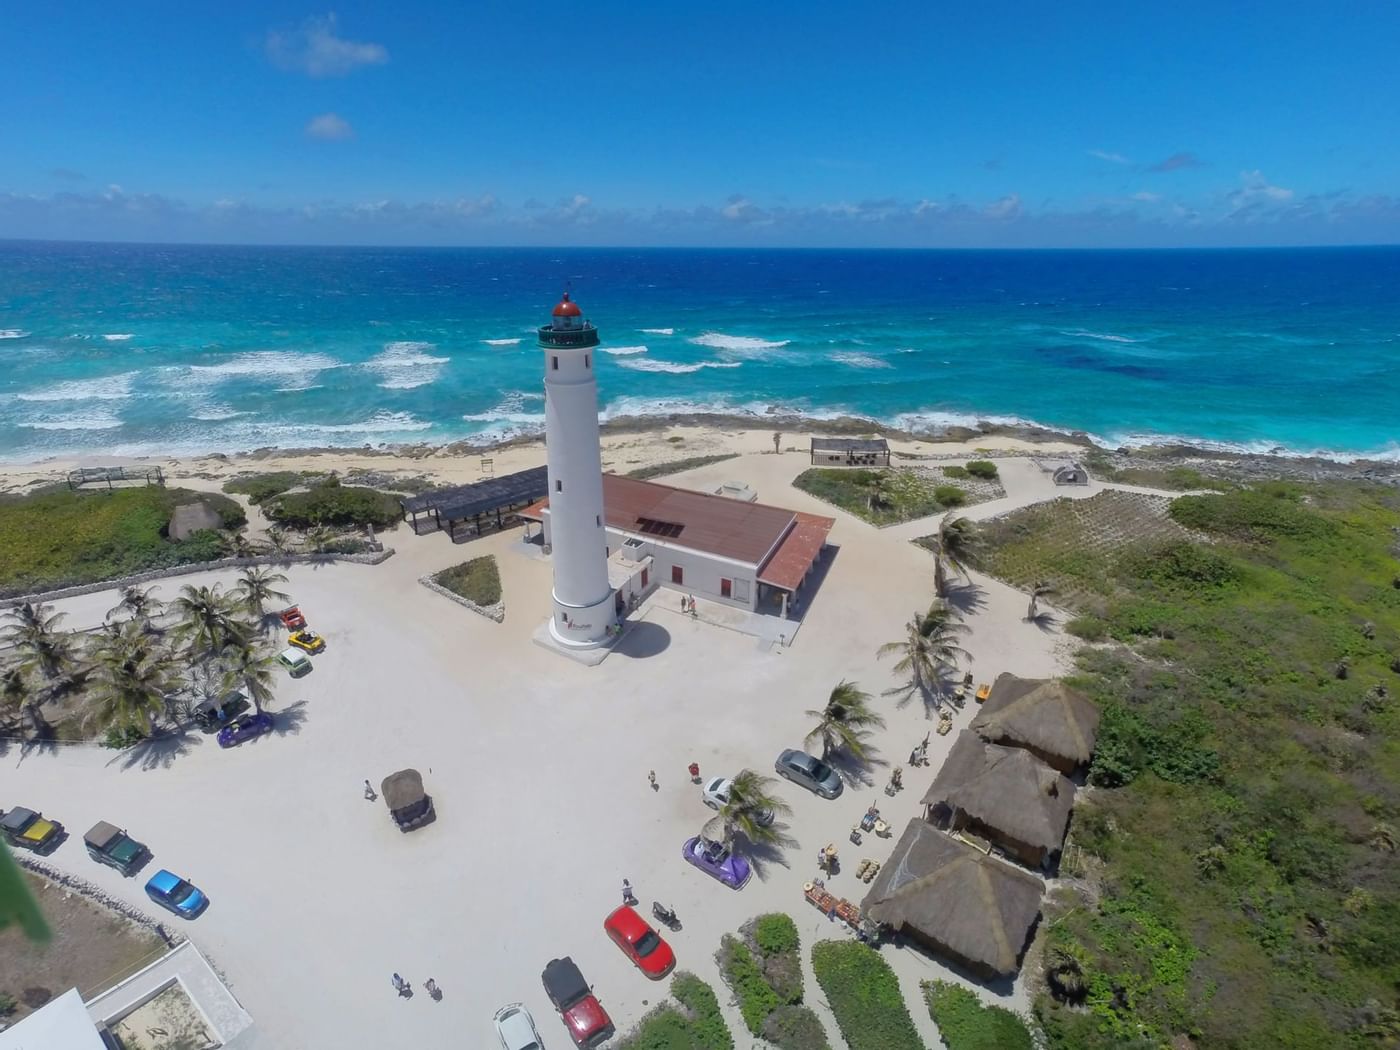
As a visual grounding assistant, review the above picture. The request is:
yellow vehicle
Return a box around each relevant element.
[287,629,326,654]
[975,683,992,703]
[1,807,64,854]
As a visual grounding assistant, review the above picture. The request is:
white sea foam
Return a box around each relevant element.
[1063,329,1139,344]
[688,332,790,353]
[365,341,450,390]
[20,410,124,431]
[615,359,744,374]
[459,391,548,443]
[189,404,248,421]
[483,338,523,346]
[102,333,135,342]
[16,372,137,402]
[297,411,432,435]
[0,329,31,339]
[640,328,675,336]
[184,351,346,392]
[830,352,893,370]
[601,345,648,356]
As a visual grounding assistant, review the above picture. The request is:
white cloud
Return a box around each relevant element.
[305,113,354,140]
[1131,191,1162,203]
[1237,170,1293,202]
[1089,149,1131,165]
[984,193,1022,220]
[720,195,771,224]
[266,14,388,77]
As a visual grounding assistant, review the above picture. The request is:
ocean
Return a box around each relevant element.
[1,241,1397,463]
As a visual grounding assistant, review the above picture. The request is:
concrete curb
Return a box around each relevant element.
[418,574,505,623]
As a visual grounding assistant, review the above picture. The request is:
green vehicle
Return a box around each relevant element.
[84,821,149,876]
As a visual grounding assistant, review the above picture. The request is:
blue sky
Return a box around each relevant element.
[2,2,1398,247]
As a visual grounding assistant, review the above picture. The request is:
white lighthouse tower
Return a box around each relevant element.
[541,292,614,649]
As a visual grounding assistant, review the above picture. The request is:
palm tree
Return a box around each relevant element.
[234,567,290,627]
[1026,581,1057,622]
[105,585,163,630]
[306,526,334,554]
[930,515,980,597]
[701,769,792,849]
[0,664,41,734]
[170,584,249,660]
[877,601,971,706]
[3,602,79,685]
[262,527,292,556]
[219,637,277,714]
[85,625,178,736]
[865,471,897,515]
[805,680,886,761]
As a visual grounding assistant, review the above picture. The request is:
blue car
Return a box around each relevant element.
[144,869,208,918]
[217,712,274,748]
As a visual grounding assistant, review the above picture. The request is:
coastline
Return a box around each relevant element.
[2,412,1396,495]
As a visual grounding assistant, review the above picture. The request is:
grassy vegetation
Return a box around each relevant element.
[974,482,1400,1048]
[716,914,829,1050]
[923,980,1032,1050]
[0,486,246,596]
[965,460,999,480]
[1082,450,1233,492]
[432,555,502,606]
[262,476,401,530]
[222,471,311,504]
[624,453,740,480]
[810,941,923,1050]
[794,467,963,526]
[615,972,734,1050]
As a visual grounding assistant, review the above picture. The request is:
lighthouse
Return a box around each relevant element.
[541,292,614,649]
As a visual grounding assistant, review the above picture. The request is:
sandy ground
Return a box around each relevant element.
[0,435,1135,1049]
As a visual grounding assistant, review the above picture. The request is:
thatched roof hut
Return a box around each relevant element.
[861,819,1044,979]
[381,769,434,831]
[969,674,1100,773]
[921,730,1076,868]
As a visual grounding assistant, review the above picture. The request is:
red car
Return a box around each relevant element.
[542,956,614,1048]
[603,905,675,980]
[278,606,306,630]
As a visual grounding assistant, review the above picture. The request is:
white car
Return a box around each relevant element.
[494,1002,544,1050]
[701,776,775,826]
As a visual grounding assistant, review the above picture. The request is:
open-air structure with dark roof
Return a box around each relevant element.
[861,819,1045,980]
[970,674,1101,773]
[809,437,891,467]
[922,730,1077,869]
[399,466,549,542]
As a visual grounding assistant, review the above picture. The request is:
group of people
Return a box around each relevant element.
[391,974,440,1000]
[680,594,698,617]
[906,734,931,767]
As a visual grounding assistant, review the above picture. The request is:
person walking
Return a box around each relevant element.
[622,878,636,905]
[425,978,440,1000]
[688,761,701,783]
[648,770,658,791]
[392,973,410,996]
[364,779,376,801]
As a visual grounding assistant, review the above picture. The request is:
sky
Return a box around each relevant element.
[2,2,1398,248]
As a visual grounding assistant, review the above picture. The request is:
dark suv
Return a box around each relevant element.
[84,821,149,875]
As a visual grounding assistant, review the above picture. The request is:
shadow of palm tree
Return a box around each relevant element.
[14,723,60,763]
[943,581,987,617]
[271,700,310,736]
[1026,611,1059,633]
[823,747,885,790]
[732,824,799,882]
[111,726,203,772]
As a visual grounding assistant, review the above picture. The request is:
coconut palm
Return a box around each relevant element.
[170,584,249,660]
[0,664,41,734]
[805,680,885,761]
[877,601,971,706]
[306,526,335,554]
[865,471,898,515]
[701,769,792,848]
[262,527,292,556]
[2,602,79,685]
[85,625,178,736]
[219,637,277,714]
[105,585,164,630]
[1026,581,1057,622]
[234,567,290,626]
[930,515,981,597]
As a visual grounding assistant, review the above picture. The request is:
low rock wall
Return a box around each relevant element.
[418,574,505,623]
[18,855,185,945]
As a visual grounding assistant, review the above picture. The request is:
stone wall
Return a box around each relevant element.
[18,855,185,945]
[418,574,505,623]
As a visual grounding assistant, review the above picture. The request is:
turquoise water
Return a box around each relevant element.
[1,242,1397,461]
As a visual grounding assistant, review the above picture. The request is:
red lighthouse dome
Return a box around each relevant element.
[552,292,583,319]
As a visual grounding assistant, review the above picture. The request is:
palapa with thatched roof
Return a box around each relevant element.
[922,730,1076,869]
[381,769,435,832]
[969,674,1101,773]
[861,819,1044,979]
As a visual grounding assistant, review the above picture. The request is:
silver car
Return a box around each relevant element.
[494,1002,544,1050]
[774,749,844,799]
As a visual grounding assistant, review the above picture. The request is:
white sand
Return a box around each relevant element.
[2,433,1118,1048]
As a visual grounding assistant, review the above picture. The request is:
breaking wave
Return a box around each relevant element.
[365,341,450,390]
[830,352,893,370]
[688,332,790,353]
[601,345,648,356]
[20,410,124,431]
[640,328,675,336]
[17,372,138,402]
[483,337,523,346]
[0,329,29,340]
[615,359,744,374]
[102,333,135,342]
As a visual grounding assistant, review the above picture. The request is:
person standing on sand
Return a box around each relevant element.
[648,770,657,790]
[622,878,636,904]
[364,779,376,801]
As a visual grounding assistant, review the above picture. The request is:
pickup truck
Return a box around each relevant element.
[84,821,149,875]
[541,956,614,1048]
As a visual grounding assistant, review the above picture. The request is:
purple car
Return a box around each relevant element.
[682,835,752,889]
[217,712,275,748]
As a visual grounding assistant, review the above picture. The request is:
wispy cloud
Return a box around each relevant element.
[720,195,772,225]
[1224,170,1295,220]
[1130,191,1162,203]
[1088,149,1131,165]
[305,113,354,140]
[47,167,86,182]
[984,193,1022,220]
[1148,151,1202,173]
[266,14,388,77]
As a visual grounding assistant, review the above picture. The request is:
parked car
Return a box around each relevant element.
[493,1002,545,1050]
[277,648,312,677]
[144,869,208,918]
[278,606,307,630]
[382,769,435,832]
[541,956,613,1049]
[701,776,775,826]
[604,904,675,980]
[83,821,149,875]
[192,692,250,732]
[287,629,325,654]
[0,807,63,854]
[217,712,275,748]
[774,749,844,799]
[681,835,752,889]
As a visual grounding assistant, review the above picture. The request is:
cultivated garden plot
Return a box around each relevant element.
[715,913,830,1050]
[793,467,971,527]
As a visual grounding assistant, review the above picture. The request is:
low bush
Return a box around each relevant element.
[754,912,800,957]
[717,936,783,1035]
[942,465,970,479]
[264,477,401,530]
[933,485,967,508]
[625,453,739,480]
[222,472,309,504]
[923,979,1033,1050]
[433,555,502,606]
[101,724,146,749]
[810,941,922,1050]
[618,973,733,1050]
[1065,615,1109,641]
[965,460,999,479]
[762,1005,831,1050]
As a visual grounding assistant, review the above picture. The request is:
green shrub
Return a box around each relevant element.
[924,980,1033,1050]
[264,480,401,530]
[718,936,783,1035]
[433,555,502,606]
[222,472,308,504]
[754,912,801,956]
[625,453,739,480]
[1168,488,1334,543]
[934,485,967,508]
[101,724,146,749]
[763,1005,831,1050]
[942,465,970,479]
[1066,615,1108,641]
[965,460,999,479]
[0,992,15,1016]
[1122,540,1240,590]
[810,941,922,1050]
[672,973,734,1050]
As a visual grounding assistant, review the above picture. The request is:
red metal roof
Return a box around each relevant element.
[757,511,834,591]
[553,292,583,317]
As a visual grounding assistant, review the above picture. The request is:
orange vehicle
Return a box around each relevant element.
[975,683,992,703]
[279,606,306,630]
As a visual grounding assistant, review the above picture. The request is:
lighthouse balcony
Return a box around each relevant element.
[538,324,599,349]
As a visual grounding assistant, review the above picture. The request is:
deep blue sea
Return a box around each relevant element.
[1,241,1397,462]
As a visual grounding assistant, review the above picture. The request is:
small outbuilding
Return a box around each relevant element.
[969,674,1101,774]
[861,819,1045,979]
[921,730,1077,870]
[1040,460,1089,485]
[809,437,891,467]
